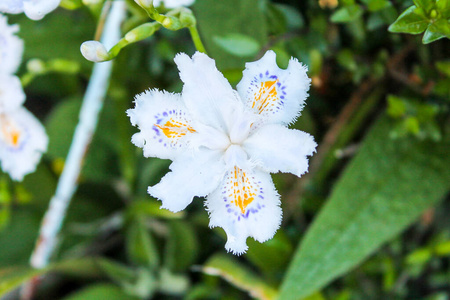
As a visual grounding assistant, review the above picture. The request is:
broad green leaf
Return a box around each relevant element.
[213,34,261,57]
[279,116,450,299]
[201,254,277,300]
[165,220,198,272]
[422,27,446,43]
[126,218,159,269]
[62,283,139,300]
[388,6,429,34]
[194,0,268,69]
[330,5,364,23]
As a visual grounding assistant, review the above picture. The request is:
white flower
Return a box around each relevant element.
[0,106,48,181]
[153,0,195,8]
[0,74,25,112]
[0,14,24,75]
[0,0,60,20]
[128,51,316,254]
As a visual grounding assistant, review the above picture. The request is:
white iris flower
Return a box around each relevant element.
[152,0,195,8]
[0,14,48,181]
[0,14,23,75]
[128,51,316,254]
[0,0,60,20]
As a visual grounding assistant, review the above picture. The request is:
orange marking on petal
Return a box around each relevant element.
[1,118,21,148]
[155,118,195,141]
[229,166,256,214]
[253,80,279,114]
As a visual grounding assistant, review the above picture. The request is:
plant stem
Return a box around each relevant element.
[189,25,207,54]
[24,0,126,291]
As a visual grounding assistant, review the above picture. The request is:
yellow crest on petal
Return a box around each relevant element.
[226,166,257,214]
[252,80,280,115]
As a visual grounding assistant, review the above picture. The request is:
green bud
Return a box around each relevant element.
[26,59,46,74]
[135,0,153,9]
[125,23,158,43]
[430,9,438,19]
[162,16,182,30]
[179,10,196,27]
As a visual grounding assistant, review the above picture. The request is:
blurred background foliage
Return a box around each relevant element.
[0,0,449,299]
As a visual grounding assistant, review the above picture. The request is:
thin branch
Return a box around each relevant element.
[21,2,126,299]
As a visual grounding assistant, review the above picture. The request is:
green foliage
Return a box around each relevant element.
[280,116,450,299]
[389,0,450,43]
[0,0,449,299]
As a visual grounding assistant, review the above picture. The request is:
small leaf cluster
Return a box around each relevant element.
[389,0,450,43]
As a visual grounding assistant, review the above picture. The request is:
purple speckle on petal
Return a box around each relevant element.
[258,195,264,199]
[227,208,232,213]
[158,139,162,143]
[259,73,263,78]
[280,95,285,99]
[163,112,168,117]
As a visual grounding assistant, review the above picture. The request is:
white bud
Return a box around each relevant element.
[80,41,109,62]
[27,59,46,74]
[134,0,153,8]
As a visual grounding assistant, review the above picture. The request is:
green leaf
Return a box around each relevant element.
[245,231,293,275]
[201,254,277,299]
[436,60,450,77]
[436,0,450,18]
[388,6,429,34]
[194,0,268,70]
[0,258,111,297]
[422,27,446,43]
[330,4,364,23]
[126,218,159,269]
[279,116,450,299]
[428,18,450,38]
[62,283,139,300]
[127,200,184,219]
[413,0,435,14]
[361,0,391,12]
[165,220,198,272]
[213,34,261,58]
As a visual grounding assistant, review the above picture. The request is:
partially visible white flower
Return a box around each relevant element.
[0,14,23,75]
[0,106,48,181]
[128,50,316,254]
[153,0,195,8]
[0,0,60,20]
[0,74,26,112]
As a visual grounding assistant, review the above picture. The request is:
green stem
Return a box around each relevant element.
[189,25,207,54]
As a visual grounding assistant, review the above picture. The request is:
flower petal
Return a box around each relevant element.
[0,15,24,75]
[127,89,196,160]
[236,50,311,125]
[0,75,25,113]
[153,0,195,8]
[206,167,282,255]
[243,124,317,177]
[0,0,23,15]
[148,149,226,213]
[174,52,241,132]
[23,0,60,20]
[0,107,48,181]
